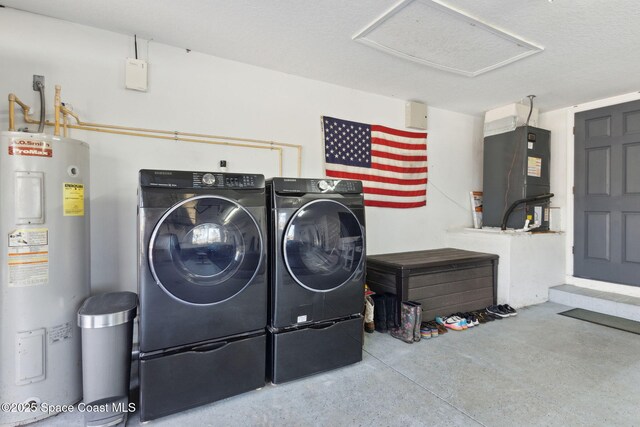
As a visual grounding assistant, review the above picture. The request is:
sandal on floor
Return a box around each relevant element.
[474,311,490,323]
[429,320,447,334]
[421,321,439,338]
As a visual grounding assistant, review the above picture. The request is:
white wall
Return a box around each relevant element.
[540,91,640,298]
[0,9,483,293]
[447,229,565,307]
[538,109,569,231]
[368,107,484,254]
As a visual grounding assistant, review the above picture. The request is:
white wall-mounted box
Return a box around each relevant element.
[405,101,427,130]
[484,102,538,136]
[125,58,148,92]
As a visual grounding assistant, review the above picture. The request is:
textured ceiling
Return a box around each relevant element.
[353,0,544,77]
[2,0,640,115]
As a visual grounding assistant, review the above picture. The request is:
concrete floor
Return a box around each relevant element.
[37,302,640,426]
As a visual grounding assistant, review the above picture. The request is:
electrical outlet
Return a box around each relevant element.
[32,75,44,90]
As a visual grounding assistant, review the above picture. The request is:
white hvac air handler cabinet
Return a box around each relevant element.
[0,131,90,426]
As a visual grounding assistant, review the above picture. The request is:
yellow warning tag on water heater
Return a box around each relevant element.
[63,183,84,216]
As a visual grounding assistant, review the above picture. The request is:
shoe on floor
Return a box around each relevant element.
[486,305,509,318]
[469,313,480,326]
[432,321,448,334]
[462,312,479,327]
[454,313,470,328]
[364,295,375,333]
[500,304,518,316]
[447,315,466,329]
[419,324,433,338]
[390,302,416,344]
[371,294,388,332]
[422,321,439,338]
[419,320,435,339]
[436,316,465,331]
[453,314,470,329]
[484,309,503,320]
[474,311,491,323]
[472,311,486,324]
[445,314,469,329]
[483,310,500,320]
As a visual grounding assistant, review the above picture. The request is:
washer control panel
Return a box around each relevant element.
[271,177,362,194]
[202,173,216,186]
[140,169,264,189]
[317,180,330,191]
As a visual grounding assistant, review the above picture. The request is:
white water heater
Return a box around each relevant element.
[0,132,90,425]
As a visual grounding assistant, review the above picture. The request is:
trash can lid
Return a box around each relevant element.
[78,292,138,329]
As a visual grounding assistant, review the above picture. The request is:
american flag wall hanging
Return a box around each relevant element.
[322,116,428,208]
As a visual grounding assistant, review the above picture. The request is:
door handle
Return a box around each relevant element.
[310,322,336,330]
[190,341,228,353]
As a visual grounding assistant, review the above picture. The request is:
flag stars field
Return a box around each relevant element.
[322,116,428,209]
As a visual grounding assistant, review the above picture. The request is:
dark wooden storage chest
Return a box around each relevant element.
[366,248,498,321]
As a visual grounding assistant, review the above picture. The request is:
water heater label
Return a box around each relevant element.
[63,183,85,216]
[7,228,49,288]
[48,322,73,344]
[8,138,53,158]
[527,156,542,177]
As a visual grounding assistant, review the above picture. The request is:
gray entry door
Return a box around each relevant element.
[574,99,640,286]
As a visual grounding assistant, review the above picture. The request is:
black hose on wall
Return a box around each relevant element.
[501,193,554,230]
[35,81,45,133]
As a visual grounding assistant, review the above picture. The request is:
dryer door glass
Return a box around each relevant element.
[284,199,364,291]
[149,195,263,305]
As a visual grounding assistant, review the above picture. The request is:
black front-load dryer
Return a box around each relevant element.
[268,177,366,327]
[137,169,267,421]
[267,177,365,383]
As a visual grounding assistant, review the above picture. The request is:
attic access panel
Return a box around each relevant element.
[353,0,543,77]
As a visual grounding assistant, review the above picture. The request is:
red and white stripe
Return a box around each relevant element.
[326,124,428,209]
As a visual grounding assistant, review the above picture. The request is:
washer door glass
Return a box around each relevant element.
[284,199,364,292]
[149,195,262,305]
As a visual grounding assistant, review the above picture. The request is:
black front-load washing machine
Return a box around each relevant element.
[267,177,366,384]
[137,169,267,421]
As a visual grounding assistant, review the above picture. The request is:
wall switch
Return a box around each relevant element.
[125,58,148,92]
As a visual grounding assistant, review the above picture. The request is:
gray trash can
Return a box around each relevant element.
[78,292,138,426]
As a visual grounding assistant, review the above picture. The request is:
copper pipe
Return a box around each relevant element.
[31,104,267,150]
[62,115,301,149]
[66,123,280,150]
[9,94,32,112]
[60,125,283,175]
[8,93,35,131]
[62,109,69,137]
[8,94,16,131]
[23,117,284,174]
[58,106,302,174]
[10,93,288,176]
[60,105,80,122]
[54,85,61,136]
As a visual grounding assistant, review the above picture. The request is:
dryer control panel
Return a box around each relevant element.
[139,169,265,189]
[271,177,362,194]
